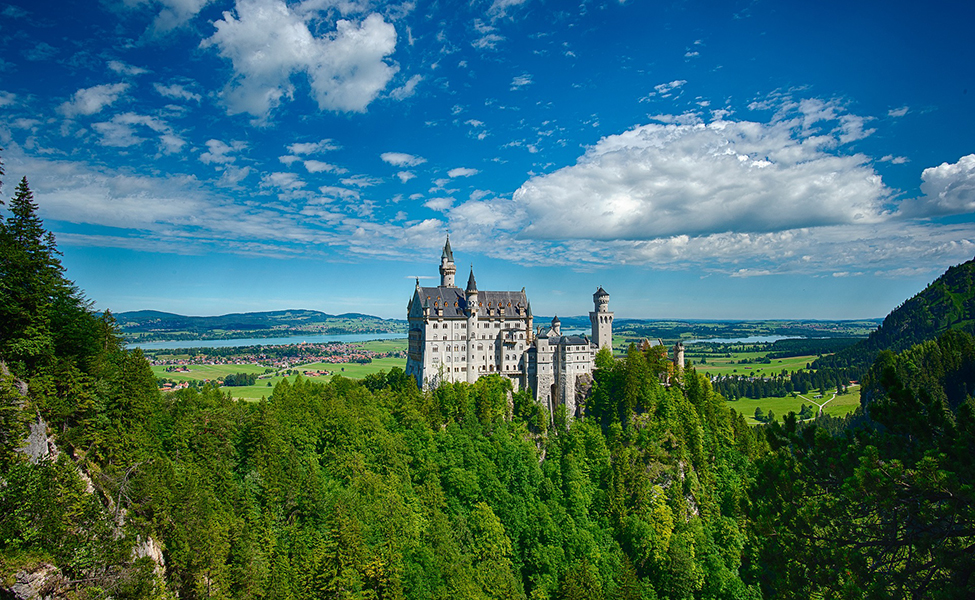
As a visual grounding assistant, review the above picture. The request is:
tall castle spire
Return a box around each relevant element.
[439,235,456,287]
[465,264,478,384]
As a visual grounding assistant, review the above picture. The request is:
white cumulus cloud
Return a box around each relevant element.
[448,167,478,178]
[381,152,426,167]
[304,160,347,173]
[510,118,888,240]
[200,139,247,164]
[288,139,340,154]
[510,74,532,90]
[154,82,202,102]
[108,60,148,76]
[92,113,183,153]
[203,0,397,118]
[59,83,129,117]
[899,154,975,217]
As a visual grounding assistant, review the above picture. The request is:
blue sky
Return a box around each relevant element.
[1,0,973,320]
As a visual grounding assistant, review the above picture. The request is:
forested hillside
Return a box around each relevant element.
[1,167,168,595]
[747,329,975,597]
[813,258,975,377]
[4,160,975,599]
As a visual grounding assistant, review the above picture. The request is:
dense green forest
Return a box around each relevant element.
[3,161,975,599]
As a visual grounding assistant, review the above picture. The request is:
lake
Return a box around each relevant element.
[128,332,407,350]
[683,335,804,345]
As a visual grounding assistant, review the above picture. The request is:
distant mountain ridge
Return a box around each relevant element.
[115,309,407,343]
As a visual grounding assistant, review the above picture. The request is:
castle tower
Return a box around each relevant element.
[440,236,456,287]
[673,341,685,377]
[552,315,561,336]
[590,287,613,351]
[465,267,478,384]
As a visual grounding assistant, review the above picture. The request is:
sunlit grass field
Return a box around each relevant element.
[689,352,817,378]
[727,385,861,425]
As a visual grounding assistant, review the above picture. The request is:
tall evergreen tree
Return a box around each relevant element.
[0,177,62,371]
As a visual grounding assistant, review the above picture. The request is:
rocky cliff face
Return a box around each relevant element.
[20,414,59,464]
[0,367,167,599]
[7,564,69,600]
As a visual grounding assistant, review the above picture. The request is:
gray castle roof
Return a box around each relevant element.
[442,236,454,261]
[418,286,528,318]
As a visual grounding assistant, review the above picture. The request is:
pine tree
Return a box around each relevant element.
[0,177,63,371]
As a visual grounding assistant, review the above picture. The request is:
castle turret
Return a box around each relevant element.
[552,315,561,336]
[589,286,613,351]
[465,266,478,383]
[440,235,456,287]
[672,341,685,379]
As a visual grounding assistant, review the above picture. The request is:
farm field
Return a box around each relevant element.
[359,339,407,353]
[692,352,817,378]
[728,385,861,425]
[154,356,407,401]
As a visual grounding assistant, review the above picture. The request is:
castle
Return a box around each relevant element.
[406,237,613,418]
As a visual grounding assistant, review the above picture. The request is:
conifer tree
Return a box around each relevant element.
[0,177,62,371]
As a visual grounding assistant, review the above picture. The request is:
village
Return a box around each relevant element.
[148,340,404,369]
[149,340,408,394]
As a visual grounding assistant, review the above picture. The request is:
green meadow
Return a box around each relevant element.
[154,356,408,401]
[727,385,862,425]
[692,352,817,378]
